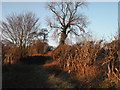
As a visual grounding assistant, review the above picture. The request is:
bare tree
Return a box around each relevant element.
[47,2,88,46]
[1,12,40,48]
[37,28,49,42]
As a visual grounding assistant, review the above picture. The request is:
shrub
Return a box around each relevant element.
[28,40,53,56]
[2,46,28,64]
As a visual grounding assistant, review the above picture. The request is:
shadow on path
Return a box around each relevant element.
[20,55,52,65]
[2,55,80,88]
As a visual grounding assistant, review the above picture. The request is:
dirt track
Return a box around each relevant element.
[2,55,79,88]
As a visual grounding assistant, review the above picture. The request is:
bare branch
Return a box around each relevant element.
[47,2,88,45]
[1,12,40,48]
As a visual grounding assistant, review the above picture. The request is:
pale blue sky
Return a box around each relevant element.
[2,2,118,46]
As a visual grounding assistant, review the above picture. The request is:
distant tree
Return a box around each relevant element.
[37,28,49,42]
[1,12,40,49]
[47,2,88,46]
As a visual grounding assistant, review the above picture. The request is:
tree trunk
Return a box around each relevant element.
[59,30,67,46]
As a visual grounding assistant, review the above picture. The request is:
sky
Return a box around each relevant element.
[1,2,118,47]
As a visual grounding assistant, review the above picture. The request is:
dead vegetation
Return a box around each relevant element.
[2,37,120,88]
[52,39,120,88]
[1,2,119,88]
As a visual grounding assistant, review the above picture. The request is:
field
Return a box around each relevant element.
[1,2,119,89]
[2,39,120,88]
